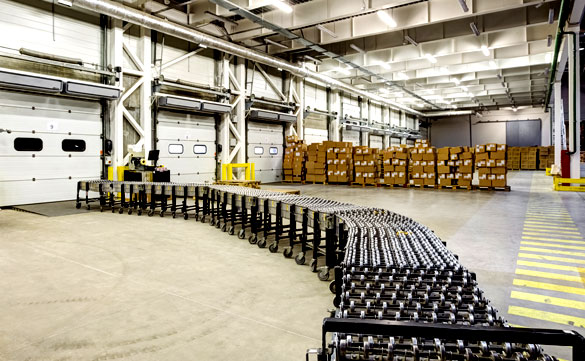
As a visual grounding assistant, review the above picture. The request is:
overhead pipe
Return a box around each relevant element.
[563,30,578,155]
[543,0,571,108]
[68,0,424,117]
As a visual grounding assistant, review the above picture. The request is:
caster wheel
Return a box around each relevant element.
[257,238,267,248]
[238,229,246,239]
[200,216,206,223]
[269,242,278,253]
[221,223,227,232]
[100,206,104,212]
[210,219,216,226]
[159,211,164,217]
[137,209,142,216]
[194,215,199,221]
[112,208,116,213]
[295,252,306,265]
[228,226,235,235]
[86,204,91,211]
[310,258,318,272]
[329,280,336,294]
[248,235,257,244]
[128,209,132,215]
[75,202,81,209]
[183,213,189,220]
[318,268,330,281]
[283,248,293,258]
[118,208,124,214]
[216,221,222,229]
[148,210,154,217]
[172,212,176,219]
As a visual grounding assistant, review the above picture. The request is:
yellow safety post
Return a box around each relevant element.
[545,168,552,176]
[221,163,256,181]
[553,176,585,192]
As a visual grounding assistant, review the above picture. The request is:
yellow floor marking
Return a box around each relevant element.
[505,323,526,328]
[519,253,585,265]
[513,279,585,296]
[519,246,585,258]
[526,213,571,217]
[517,260,585,273]
[523,234,584,241]
[523,228,581,235]
[508,306,585,328]
[524,220,576,225]
[522,237,585,245]
[511,291,585,311]
[522,224,579,230]
[515,268,585,283]
[525,218,575,223]
[521,241,585,251]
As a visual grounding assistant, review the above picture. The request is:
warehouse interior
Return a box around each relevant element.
[1,0,585,360]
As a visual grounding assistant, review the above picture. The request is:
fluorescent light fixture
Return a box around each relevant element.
[512,106,518,112]
[425,53,437,64]
[265,38,288,49]
[57,0,72,5]
[270,0,293,13]
[545,52,552,62]
[461,86,468,91]
[199,44,208,49]
[336,67,351,75]
[458,0,469,12]
[350,44,365,54]
[377,10,397,28]
[547,35,553,47]
[439,67,449,75]
[481,45,490,56]
[453,78,461,85]
[316,24,337,38]
[489,60,497,69]
[548,8,555,24]
[404,35,418,47]
[396,72,409,80]
[470,22,480,36]
[535,1,544,8]
[377,61,391,70]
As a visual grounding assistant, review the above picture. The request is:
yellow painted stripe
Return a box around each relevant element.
[519,246,585,258]
[521,241,585,250]
[506,323,526,328]
[513,279,585,296]
[511,291,585,311]
[515,268,585,283]
[523,234,585,241]
[526,211,570,214]
[508,306,585,328]
[517,260,585,273]
[523,224,579,230]
[525,217,574,223]
[525,220,576,225]
[522,237,585,245]
[518,253,585,265]
[526,214,571,218]
[523,228,581,235]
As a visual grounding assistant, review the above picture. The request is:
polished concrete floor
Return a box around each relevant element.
[1,171,584,361]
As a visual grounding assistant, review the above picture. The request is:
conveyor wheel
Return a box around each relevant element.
[329,280,335,294]
[75,202,81,209]
[210,219,216,226]
[295,252,305,265]
[283,247,293,258]
[269,242,278,253]
[248,234,257,244]
[228,226,235,235]
[159,211,164,217]
[118,208,124,214]
[257,238,267,248]
[318,268,330,281]
[200,216,206,223]
[148,210,154,217]
[310,258,318,272]
[100,206,104,212]
[221,223,227,232]
[216,221,222,229]
[238,229,246,239]
[112,208,116,213]
[86,204,91,210]
[128,209,132,215]
[183,213,189,220]
[137,209,142,216]
[172,212,176,218]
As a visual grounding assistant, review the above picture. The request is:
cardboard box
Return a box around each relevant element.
[459,165,473,173]
[491,167,506,175]
[491,151,506,160]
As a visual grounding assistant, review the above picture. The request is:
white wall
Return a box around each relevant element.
[430,107,551,147]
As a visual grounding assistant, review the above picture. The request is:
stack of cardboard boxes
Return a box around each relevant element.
[507,147,521,170]
[476,144,507,188]
[436,147,474,187]
[306,143,327,183]
[283,136,306,182]
[520,147,538,170]
[538,146,555,169]
[409,140,437,186]
[381,146,409,186]
[354,146,379,185]
[325,141,353,184]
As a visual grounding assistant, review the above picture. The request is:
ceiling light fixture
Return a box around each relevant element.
[548,8,555,24]
[453,78,461,85]
[405,35,418,47]
[57,0,73,6]
[316,24,337,38]
[481,45,490,56]
[265,38,288,49]
[336,67,351,75]
[470,22,480,36]
[269,0,293,14]
[396,72,409,80]
[377,61,391,70]
[489,60,497,69]
[425,53,437,63]
[512,106,518,112]
[377,10,397,28]
[457,0,469,12]
[350,44,366,54]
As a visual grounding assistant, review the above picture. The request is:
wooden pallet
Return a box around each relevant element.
[382,184,408,188]
[408,184,437,189]
[351,182,379,188]
[328,182,350,186]
[309,181,327,185]
[437,185,473,191]
[474,185,511,192]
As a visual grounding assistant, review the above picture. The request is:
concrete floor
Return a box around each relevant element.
[1,171,584,361]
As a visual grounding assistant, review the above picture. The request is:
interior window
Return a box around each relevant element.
[168,144,183,154]
[254,146,264,155]
[62,139,86,152]
[269,147,278,155]
[14,137,43,152]
[193,145,207,154]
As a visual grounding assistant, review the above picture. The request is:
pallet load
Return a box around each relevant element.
[520,147,537,170]
[324,141,353,184]
[381,146,409,186]
[436,146,474,188]
[538,146,555,169]
[283,135,307,183]
[354,146,379,186]
[306,143,327,184]
[476,143,507,189]
[507,147,521,170]
[409,139,436,187]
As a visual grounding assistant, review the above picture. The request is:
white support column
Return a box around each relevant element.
[296,78,304,140]
[219,57,231,165]
[330,90,340,141]
[110,19,125,179]
[554,81,563,168]
[234,60,246,163]
[139,27,152,154]
[567,26,581,179]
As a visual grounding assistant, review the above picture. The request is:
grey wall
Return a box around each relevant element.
[430,107,551,147]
